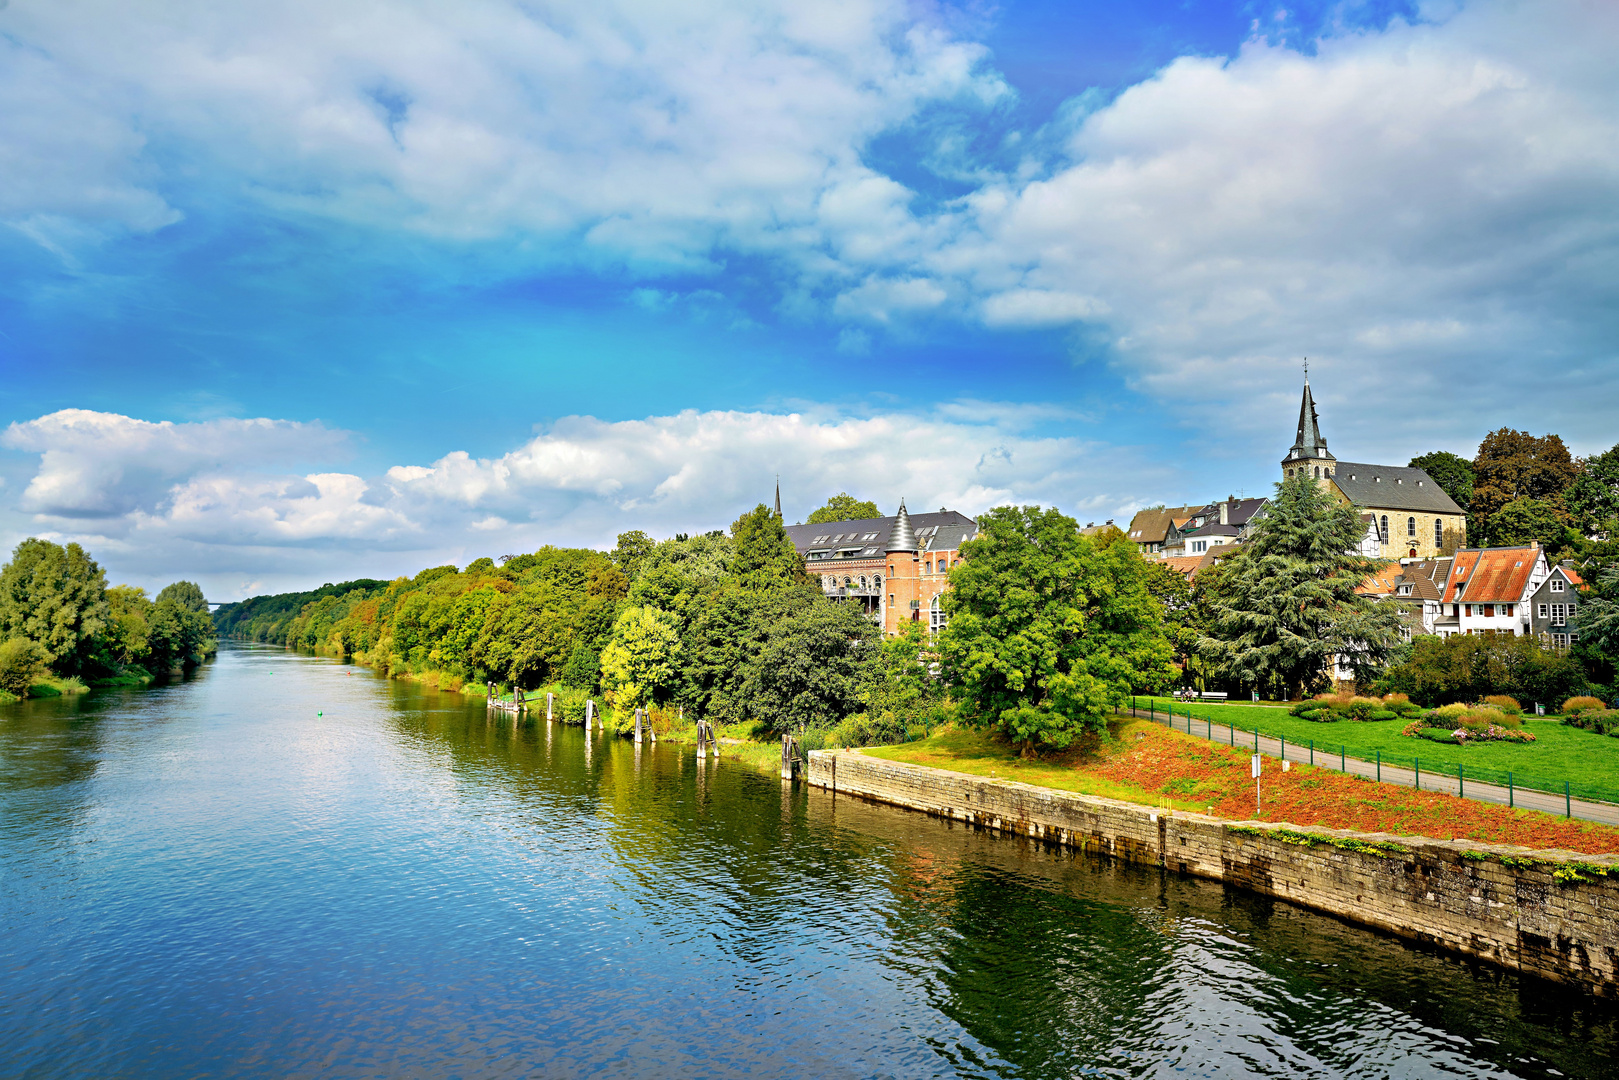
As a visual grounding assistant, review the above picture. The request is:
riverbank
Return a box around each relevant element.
[809,748,1619,995]
[867,720,1619,855]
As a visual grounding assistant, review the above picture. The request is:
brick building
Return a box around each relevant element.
[783,502,977,634]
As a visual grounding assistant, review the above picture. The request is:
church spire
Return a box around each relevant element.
[1285,361,1333,463]
[773,475,781,519]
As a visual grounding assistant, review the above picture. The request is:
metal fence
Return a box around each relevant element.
[1122,698,1619,827]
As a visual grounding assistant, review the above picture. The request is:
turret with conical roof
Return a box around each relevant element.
[884,499,918,553]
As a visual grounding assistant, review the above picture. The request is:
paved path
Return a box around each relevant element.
[1120,706,1619,828]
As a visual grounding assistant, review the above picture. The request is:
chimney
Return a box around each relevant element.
[1219,501,1229,526]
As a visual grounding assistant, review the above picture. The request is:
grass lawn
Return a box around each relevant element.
[866,721,1619,855]
[1134,696,1619,804]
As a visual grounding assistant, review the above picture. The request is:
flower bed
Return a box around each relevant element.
[1401,703,1536,745]
[1289,692,1420,723]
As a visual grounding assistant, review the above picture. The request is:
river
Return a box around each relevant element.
[2,643,1615,1078]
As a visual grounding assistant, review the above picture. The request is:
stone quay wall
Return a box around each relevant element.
[806,750,1619,994]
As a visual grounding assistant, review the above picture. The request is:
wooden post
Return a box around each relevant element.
[547,691,554,721]
[585,699,594,730]
[780,734,795,780]
[696,719,707,757]
[634,708,644,744]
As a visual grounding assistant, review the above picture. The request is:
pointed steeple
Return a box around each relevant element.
[884,499,918,553]
[773,475,781,519]
[1285,361,1334,463]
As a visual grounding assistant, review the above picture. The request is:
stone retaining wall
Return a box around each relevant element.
[807,750,1619,994]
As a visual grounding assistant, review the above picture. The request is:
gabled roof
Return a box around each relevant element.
[785,509,975,560]
[1558,565,1586,587]
[1181,522,1241,539]
[1159,555,1204,580]
[1393,571,1444,601]
[1442,545,1543,604]
[1126,505,1202,544]
[1333,463,1464,514]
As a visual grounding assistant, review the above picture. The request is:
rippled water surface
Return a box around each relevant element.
[3,645,1617,1078]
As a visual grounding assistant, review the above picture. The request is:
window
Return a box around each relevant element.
[1407,516,1415,537]
[888,593,895,608]
[1501,604,1514,617]
[1551,603,1567,625]
[1551,579,1565,593]
[1465,604,1473,617]
[930,594,948,632]
[858,576,867,590]
[1192,540,1207,553]
[1380,515,1389,543]
[874,574,882,590]
[1314,466,1320,479]
[1538,603,1549,619]
[1434,519,1443,548]
[1482,604,1495,617]
[909,599,920,609]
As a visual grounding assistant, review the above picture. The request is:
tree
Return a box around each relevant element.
[730,504,808,583]
[938,506,1175,752]
[1377,633,1588,707]
[744,593,880,733]
[1577,564,1619,661]
[155,580,209,614]
[610,530,656,579]
[103,585,154,666]
[1197,473,1403,699]
[0,539,109,677]
[806,493,881,525]
[600,605,682,708]
[560,643,600,690]
[1472,429,1578,540]
[0,637,46,697]
[1567,443,1619,536]
[1409,451,1474,518]
[1488,497,1569,548]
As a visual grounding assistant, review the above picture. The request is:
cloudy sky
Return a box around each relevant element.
[2,0,1615,600]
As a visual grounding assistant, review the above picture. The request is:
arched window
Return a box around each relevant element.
[1380,515,1389,543]
[1434,519,1444,549]
[874,574,882,591]
[1407,516,1416,537]
[930,594,948,632]
[1314,466,1320,479]
[859,575,867,590]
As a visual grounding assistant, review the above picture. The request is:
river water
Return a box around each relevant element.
[2,644,1616,1078]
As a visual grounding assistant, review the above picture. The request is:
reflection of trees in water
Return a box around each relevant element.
[389,699,1619,1079]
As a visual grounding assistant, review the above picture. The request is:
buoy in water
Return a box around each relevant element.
[318,712,323,717]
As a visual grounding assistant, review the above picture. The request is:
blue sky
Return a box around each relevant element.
[1,0,1616,599]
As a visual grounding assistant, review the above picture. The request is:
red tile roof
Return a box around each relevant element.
[1442,546,1541,604]
[1562,567,1585,587]
[1160,555,1203,580]
[1355,562,1400,595]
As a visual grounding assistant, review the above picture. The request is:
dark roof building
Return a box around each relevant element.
[784,507,975,564]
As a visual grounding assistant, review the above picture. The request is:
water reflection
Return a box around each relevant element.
[0,643,1615,1079]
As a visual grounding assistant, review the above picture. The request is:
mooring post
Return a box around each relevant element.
[585,699,594,731]
[634,708,644,744]
[547,692,554,721]
[780,734,794,780]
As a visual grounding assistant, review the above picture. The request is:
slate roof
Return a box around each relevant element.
[785,509,975,561]
[925,523,980,552]
[1442,545,1542,604]
[1332,463,1464,514]
[1126,505,1202,545]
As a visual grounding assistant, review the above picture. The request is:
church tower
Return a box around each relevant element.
[1280,365,1336,485]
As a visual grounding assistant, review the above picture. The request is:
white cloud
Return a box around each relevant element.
[2,405,1167,598]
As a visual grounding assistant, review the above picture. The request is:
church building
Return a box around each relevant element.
[1282,373,1467,560]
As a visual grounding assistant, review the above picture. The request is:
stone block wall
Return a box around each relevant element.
[807,750,1619,994]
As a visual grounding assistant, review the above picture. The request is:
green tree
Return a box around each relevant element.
[730,504,808,583]
[610,530,657,580]
[1409,451,1475,518]
[744,592,879,733]
[103,585,154,666]
[806,493,882,525]
[938,506,1175,751]
[1488,497,1569,548]
[155,580,209,614]
[1576,564,1619,661]
[600,605,682,708]
[0,539,109,677]
[560,643,601,690]
[1377,633,1588,707]
[1567,443,1619,536]
[0,637,46,697]
[1198,473,1403,699]
[1472,429,1578,540]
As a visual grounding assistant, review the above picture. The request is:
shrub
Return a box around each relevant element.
[0,637,46,698]
[1563,695,1606,716]
[1565,709,1619,735]
[1484,695,1523,715]
[1435,703,1469,719]
[1367,709,1397,721]
[1382,692,1410,705]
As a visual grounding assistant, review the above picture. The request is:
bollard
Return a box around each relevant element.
[1376,750,1381,783]
[1415,758,1420,791]
[1341,745,1346,772]
[1508,771,1514,808]
[1309,739,1313,766]
[1458,764,1464,798]
[1566,781,1571,818]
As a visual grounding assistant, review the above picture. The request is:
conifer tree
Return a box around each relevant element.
[1197,474,1402,699]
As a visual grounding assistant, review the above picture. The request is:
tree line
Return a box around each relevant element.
[0,539,216,700]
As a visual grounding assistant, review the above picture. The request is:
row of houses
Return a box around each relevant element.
[778,374,1584,650]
